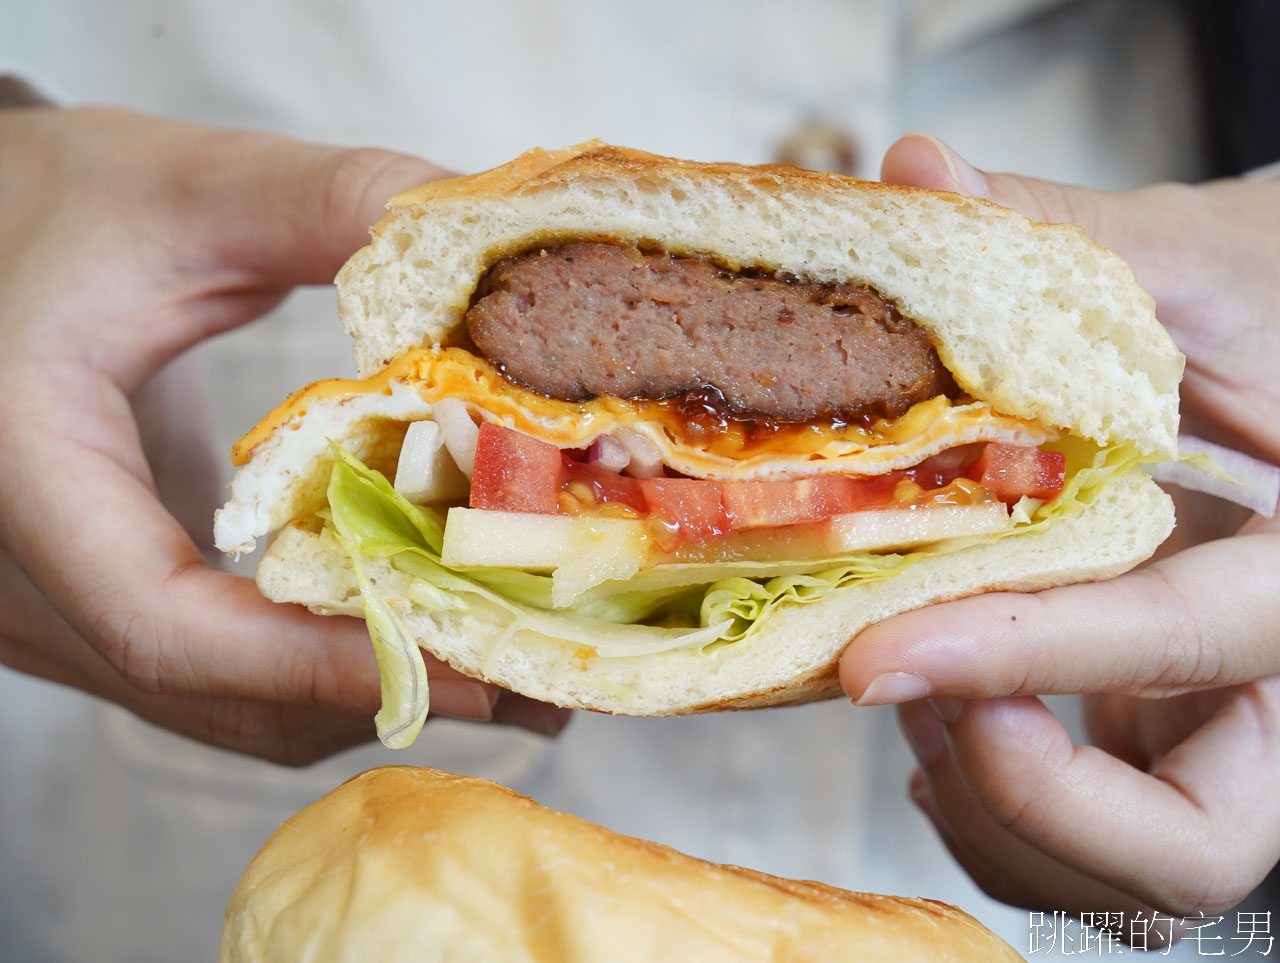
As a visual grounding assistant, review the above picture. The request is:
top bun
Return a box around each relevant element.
[337,140,1182,458]
[220,766,1022,962]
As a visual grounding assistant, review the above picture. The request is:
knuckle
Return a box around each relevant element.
[1135,569,1224,694]
[982,784,1041,837]
[1152,802,1274,916]
[1002,175,1101,231]
[320,147,444,250]
[320,147,405,226]
[973,761,1054,837]
[89,591,193,697]
[96,608,167,694]
[1159,847,1257,917]
[1051,181,1102,232]
[1146,635,1225,694]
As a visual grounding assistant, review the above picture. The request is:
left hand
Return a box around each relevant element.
[839,133,1280,927]
[0,107,569,765]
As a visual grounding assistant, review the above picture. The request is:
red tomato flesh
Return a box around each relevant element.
[469,422,563,514]
[560,458,647,513]
[723,476,859,528]
[636,477,732,542]
[965,443,1066,502]
[466,425,1060,546]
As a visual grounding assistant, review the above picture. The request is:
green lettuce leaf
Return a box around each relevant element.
[325,444,435,748]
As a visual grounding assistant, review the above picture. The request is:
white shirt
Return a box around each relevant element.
[0,1,1205,959]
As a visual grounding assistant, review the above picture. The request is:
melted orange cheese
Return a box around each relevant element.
[233,347,1051,477]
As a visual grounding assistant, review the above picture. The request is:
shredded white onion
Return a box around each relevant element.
[586,434,631,472]
[614,428,665,477]
[430,398,479,479]
[1148,434,1280,518]
[394,420,468,504]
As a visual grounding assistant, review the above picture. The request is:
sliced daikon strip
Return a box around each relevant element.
[671,503,1011,565]
[431,397,480,478]
[393,420,469,505]
[825,502,1012,553]
[440,508,651,606]
[441,508,645,569]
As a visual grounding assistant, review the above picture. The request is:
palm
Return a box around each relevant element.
[0,107,567,761]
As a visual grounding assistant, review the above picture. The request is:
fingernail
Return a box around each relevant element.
[435,681,499,721]
[900,702,947,765]
[930,697,963,723]
[911,132,990,198]
[856,672,930,706]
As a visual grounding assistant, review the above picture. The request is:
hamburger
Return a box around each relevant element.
[219,766,1024,962]
[213,142,1180,747]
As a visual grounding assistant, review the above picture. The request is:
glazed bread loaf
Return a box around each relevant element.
[220,766,1024,962]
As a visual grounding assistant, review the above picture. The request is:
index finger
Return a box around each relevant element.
[927,685,1280,915]
[842,530,1280,705]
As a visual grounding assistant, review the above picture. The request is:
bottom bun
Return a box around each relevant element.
[220,766,1022,962]
[259,471,1173,714]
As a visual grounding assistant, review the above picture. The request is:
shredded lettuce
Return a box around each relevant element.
[325,446,435,748]
[323,437,1148,746]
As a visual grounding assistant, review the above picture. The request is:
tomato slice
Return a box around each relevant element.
[560,458,647,513]
[722,476,864,528]
[838,473,903,511]
[465,428,1044,541]
[636,477,732,543]
[965,443,1066,502]
[469,422,562,513]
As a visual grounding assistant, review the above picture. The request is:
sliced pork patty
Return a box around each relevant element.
[465,241,956,422]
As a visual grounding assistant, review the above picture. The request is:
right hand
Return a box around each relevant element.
[0,106,569,765]
[840,133,1280,929]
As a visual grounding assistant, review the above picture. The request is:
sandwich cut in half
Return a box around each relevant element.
[220,766,1025,962]
[214,142,1182,747]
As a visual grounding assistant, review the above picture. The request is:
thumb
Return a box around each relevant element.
[170,130,453,289]
[879,132,1200,354]
[880,132,1106,232]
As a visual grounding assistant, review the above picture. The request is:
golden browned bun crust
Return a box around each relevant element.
[220,766,1023,962]
[339,140,1182,459]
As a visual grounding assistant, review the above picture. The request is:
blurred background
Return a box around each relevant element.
[2,1,1277,959]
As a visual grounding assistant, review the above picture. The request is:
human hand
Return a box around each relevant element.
[0,107,569,764]
[840,133,1280,927]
